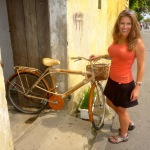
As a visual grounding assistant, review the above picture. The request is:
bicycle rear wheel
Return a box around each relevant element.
[88,81,106,130]
[6,71,51,114]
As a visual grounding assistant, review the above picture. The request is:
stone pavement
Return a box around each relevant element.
[9,106,114,150]
[10,109,111,150]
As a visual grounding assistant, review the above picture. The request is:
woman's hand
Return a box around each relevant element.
[130,86,140,101]
[89,55,100,61]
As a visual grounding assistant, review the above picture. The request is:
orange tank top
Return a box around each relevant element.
[108,43,135,83]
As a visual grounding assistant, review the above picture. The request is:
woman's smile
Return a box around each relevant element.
[119,16,132,38]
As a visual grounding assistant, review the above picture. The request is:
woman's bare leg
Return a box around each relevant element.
[116,106,130,136]
[106,98,117,113]
[106,98,131,135]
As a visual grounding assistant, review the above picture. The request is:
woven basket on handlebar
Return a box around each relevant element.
[86,64,110,81]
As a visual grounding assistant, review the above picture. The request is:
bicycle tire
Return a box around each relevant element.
[6,71,51,114]
[88,81,106,130]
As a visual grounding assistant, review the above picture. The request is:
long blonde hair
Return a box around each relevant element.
[112,9,141,51]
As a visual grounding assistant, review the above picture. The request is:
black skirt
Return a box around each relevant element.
[104,77,138,108]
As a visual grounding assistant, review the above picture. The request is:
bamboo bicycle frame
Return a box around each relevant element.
[26,66,96,100]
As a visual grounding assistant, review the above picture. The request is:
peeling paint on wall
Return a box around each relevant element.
[73,12,84,31]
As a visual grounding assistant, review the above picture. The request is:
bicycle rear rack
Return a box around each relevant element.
[14,66,40,73]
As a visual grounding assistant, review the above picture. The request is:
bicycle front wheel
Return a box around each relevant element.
[88,81,106,130]
[6,71,51,114]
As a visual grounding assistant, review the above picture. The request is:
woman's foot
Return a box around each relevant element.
[108,132,128,144]
[119,121,135,131]
[128,121,135,131]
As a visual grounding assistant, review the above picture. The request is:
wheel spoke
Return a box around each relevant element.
[90,82,106,130]
[6,71,50,114]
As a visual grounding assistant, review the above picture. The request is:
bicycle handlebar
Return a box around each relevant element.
[70,56,102,64]
[70,56,91,61]
[71,55,111,62]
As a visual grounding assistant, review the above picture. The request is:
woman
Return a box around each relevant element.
[89,9,145,144]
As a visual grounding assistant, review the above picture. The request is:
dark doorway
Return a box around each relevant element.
[6,0,51,71]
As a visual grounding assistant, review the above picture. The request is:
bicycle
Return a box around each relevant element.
[6,56,110,130]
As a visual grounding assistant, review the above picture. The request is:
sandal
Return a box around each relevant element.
[108,133,128,144]
[119,121,135,131]
[128,122,135,131]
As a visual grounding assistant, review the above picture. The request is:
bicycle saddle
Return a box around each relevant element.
[42,58,60,66]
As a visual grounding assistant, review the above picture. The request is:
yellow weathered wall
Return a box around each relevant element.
[67,0,128,114]
[0,65,14,149]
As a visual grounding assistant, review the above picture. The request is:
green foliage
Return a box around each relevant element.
[137,13,144,21]
[129,0,149,11]
[79,88,90,109]
[144,18,150,22]
[129,0,150,21]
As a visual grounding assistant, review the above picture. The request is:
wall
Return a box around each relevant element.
[48,0,68,93]
[0,62,14,149]
[0,0,14,81]
[67,0,128,114]
[106,0,129,46]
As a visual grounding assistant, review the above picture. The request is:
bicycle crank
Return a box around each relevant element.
[48,95,64,110]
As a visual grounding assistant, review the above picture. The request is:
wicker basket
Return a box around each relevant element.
[86,64,110,81]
